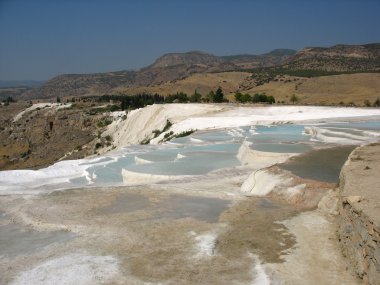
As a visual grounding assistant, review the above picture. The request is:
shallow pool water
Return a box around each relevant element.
[125,144,240,175]
[279,145,356,183]
[251,143,312,153]
[0,223,74,257]
[156,195,231,223]
[97,192,231,223]
[1,120,380,193]
[98,193,151,214]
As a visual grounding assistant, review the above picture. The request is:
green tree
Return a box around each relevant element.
[242,93,252,103]
[267,95,275,104]
[373,98,380,107]
[190,90,202,103]
[234,92,243,102]
[206,91,215,102]
[290,94,299,104]
[213,87,224,103]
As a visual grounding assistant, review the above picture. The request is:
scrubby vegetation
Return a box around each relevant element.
[243,66,380,88]
[86,104,120,115]
[174,129,196,138]
[164,92,189,103]
[290,94,299,104]
[86,93,165,110]
[149,120,173,141]
[234,92,275,104]
[96,118,112,128]
[163,120,172,132]
[160,129,196,143]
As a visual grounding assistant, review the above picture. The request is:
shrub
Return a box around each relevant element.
[174,129,196,138]
[213,87,224,103]
[163,120,172,132]
[189,91,202,103]
[96,118,112,128]
[164,131,174,139]
[290,94,299,104]
[140,138,151,145]
[152,129,161,138]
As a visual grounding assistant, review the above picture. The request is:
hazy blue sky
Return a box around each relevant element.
[0,0,379,80]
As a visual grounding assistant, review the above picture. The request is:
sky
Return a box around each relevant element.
[0,0,379,81]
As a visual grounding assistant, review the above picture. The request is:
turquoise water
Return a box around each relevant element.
[67,121,380,185]
[124,143,240,175]
[2,120,378,191]
[251,143,312,153]
[248,125,310,144]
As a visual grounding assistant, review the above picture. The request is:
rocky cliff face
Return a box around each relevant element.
[338,143,380,285]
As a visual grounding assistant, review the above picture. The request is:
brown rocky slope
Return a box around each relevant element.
[18,43,380,101]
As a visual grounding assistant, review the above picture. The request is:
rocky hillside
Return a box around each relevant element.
[286,43,380,71]
[150,51,223,68]
[222,49,296,69]
[19,50,295,100]
[0,102,117,170]
[21,71,136,100]
[19,43,380,100]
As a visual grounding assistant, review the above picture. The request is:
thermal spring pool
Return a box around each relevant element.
[1,112,380,285]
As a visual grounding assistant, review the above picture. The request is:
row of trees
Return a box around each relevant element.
[234,92,275,104]
[86,90,380,111]
[1,96,16,104]
[93,94,165,110]
[90,88,227,111]
[164,87,226,103]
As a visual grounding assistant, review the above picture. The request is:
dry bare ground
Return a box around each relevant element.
[248,73,380,106]
[117,72,380,106]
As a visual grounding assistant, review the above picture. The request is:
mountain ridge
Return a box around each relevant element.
[18,43,380,100]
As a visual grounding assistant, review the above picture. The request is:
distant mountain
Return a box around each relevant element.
[149,51,223,68]
[0,80,44,88]
[221,49,297,69]
[21,71,136,99]
[20,43,380,100]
